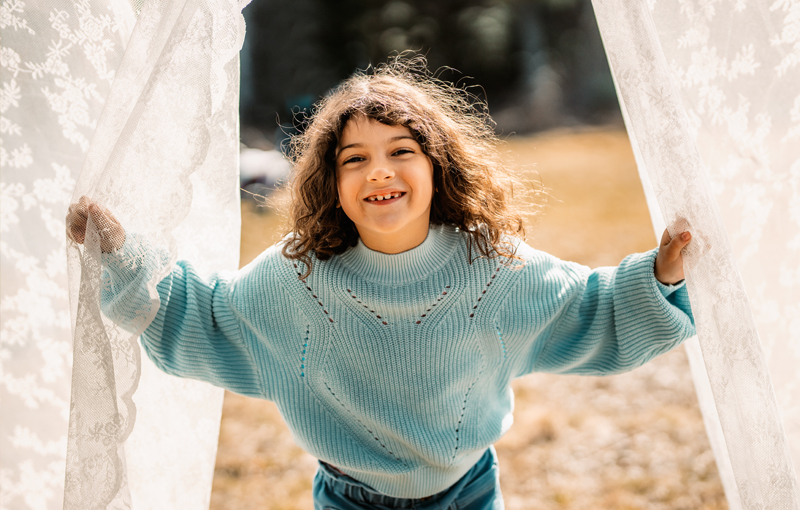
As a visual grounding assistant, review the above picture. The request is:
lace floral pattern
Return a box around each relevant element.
[1,1,124,507]
[2,0,246,508]
[592,0,800,507]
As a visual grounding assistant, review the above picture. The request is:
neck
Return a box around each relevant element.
[337,224,461,284]
[357,223,430,254]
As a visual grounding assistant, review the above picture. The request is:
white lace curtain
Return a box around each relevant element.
[1,0,246,508]
[591,0,800,507]
[1,0,798,509]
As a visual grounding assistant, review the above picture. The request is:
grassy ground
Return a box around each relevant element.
[210,129,728,510]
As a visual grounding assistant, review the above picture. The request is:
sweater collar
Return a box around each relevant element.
[337,224,462,284]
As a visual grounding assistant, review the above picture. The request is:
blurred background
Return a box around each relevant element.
[237,0,622,194]
[239,0,619,143]
[219,1,729,508]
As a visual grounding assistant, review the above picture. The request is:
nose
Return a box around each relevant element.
[366,158,394,182]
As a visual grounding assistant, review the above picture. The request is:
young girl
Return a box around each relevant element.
[67,58,695,510]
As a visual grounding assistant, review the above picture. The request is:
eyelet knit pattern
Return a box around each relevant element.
[300,326,309,377]
[452,370,482,460]
[347,289,389,326]
[295,263,334,323]
[101,225,695,499]
[416,286,450,324]
[323,380,406,464]
[495,323,507,360]
[470,267,501,318]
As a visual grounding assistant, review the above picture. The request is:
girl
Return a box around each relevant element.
[67,58,695,510]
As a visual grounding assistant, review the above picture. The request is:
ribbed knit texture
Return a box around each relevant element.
[101,225,695,499]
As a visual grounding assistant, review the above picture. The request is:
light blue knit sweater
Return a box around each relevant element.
[101,224,695,498]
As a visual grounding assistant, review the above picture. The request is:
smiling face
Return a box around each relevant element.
[335,116,435,254]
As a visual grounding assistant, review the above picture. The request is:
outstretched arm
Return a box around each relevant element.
[505,231,695,378]
[67,196,265,398]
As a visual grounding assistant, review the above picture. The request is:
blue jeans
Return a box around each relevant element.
[312,447,504,510]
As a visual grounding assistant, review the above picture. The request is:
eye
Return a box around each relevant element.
[392,148,414,156]
[342,155,365,165]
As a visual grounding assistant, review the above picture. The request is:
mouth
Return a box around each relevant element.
[363,191,406,203]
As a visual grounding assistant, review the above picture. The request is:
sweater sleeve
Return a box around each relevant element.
[100,233,265,398]
[504,244,696,377]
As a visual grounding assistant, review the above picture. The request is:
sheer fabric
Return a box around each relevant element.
[592,0,800,508]
[1,1,130,508]
[1,0,246,508]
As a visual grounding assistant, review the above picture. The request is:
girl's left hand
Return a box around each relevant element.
[655,228,691,285]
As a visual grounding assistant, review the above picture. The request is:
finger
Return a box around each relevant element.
[88,204,122,244]
[66,209,86,227]
[666,231,691,259]
[66,210,87,233]
[71,230,85,244]
[88,203,110,226]
[72,200,89,218]
[660,228,671,247]
[68,222,86,244]
[66,208,87,238]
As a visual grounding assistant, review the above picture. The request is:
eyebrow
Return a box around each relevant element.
[336,135,417,157]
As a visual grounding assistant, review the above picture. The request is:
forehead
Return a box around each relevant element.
[337,116,414,148]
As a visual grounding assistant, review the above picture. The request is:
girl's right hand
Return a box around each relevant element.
[66,196,126,253]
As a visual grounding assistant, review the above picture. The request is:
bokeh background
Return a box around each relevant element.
[237,0,619,151]
[215,1,729,508]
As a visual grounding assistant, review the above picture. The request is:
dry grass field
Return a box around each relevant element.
[210,129,728,510]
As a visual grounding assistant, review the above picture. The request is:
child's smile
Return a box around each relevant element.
[364,190,405,203]
[336,116,434,253]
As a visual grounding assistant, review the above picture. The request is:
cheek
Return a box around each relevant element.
[335,171,348,200]
[336,173,361,214]
[419,181,434,205]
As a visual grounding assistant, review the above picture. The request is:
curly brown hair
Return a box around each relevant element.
[282,54,527,276]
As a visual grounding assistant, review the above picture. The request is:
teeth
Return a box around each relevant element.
[366,192,402,201]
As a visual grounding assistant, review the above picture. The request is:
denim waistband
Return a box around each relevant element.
[313,447,497,510]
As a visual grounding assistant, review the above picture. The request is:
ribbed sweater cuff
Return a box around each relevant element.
[101,232,170,284]
[614,249,696,363]
[99,233,171,333]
